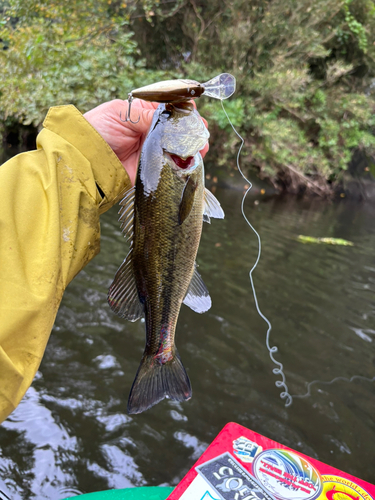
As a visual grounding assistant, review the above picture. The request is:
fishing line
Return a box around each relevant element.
[221,105,375,406]
[291,375,375,400]
[220,100,293,407]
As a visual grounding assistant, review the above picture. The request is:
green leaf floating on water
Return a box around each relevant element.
[297,235,354,246]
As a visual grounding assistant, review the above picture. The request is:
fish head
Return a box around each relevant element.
[160,103,209,178]
[140,103,209,193]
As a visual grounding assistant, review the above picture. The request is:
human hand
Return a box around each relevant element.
[84,99,209,185]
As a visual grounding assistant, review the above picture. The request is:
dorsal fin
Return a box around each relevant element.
[108,249,143,321]
[203,187,224,223]
[183,264,211,313]
[119,186,135,208]
[118,186,135,243]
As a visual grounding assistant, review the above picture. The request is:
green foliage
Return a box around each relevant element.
[130,0,375,193]
[343,0,368,52]
[1,0,375,194]
[0,0,169,125]
[201,98,245,130]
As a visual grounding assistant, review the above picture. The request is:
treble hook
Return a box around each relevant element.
[119,93,140,124]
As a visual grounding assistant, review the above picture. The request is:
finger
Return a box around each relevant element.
[132,99,159,111]
[200,141,209,159]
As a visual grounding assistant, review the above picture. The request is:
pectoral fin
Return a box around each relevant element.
[183,264,211,313]
[203,187,224,223]
[108,249,143,321]
[179,176,198,225]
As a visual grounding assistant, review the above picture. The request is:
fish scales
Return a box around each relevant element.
[134,162,204,340]
[108,102,224,414]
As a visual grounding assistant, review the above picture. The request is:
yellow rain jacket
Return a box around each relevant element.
[0,105,129,423]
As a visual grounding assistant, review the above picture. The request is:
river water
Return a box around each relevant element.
[0,185,374,498]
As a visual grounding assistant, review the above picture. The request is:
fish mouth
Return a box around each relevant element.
[168,153,195,170]
[164,150,201,173]
[164,151,202,175]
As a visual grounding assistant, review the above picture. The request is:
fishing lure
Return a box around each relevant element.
[122,73,236,123]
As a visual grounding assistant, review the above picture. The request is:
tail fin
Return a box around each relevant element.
[127,351,192,414]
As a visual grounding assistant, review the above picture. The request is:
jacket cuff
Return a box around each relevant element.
[42,105,130,213]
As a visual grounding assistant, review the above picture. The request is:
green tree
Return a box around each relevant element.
[1,0,375,194]
[0,0,167,126]
[131,0,375,194]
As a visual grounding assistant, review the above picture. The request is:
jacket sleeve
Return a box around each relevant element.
[0,105,130,423]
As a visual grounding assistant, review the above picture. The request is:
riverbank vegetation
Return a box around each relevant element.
[1,0,375,195]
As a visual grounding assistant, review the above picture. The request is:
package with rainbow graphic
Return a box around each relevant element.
[168,422,374,500]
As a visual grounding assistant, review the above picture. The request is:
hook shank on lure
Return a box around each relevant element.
[120,93,140,124]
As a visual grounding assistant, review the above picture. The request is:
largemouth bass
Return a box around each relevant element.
[108,101,224,414]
